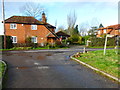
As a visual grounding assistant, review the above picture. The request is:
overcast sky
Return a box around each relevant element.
[0,0,119,35]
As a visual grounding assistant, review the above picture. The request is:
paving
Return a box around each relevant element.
[2,47,119,88]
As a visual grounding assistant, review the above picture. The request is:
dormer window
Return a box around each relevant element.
[10,24,17,29]
[31,25,37,30]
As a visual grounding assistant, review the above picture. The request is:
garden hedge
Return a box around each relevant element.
[89,36,120,46]
[0,35,13,49]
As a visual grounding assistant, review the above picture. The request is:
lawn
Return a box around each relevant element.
[0,61,5,79]
[86,46,115,48]
[75,49,119,78]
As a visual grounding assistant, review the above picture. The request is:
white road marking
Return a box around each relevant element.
[34,62,40,65]
[37,66,49,69]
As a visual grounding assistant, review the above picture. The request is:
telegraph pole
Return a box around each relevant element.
[2,0,6,49]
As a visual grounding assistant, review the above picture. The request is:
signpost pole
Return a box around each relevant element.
[104,35,107,55]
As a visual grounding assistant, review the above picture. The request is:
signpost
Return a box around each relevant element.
[103,34,113,55]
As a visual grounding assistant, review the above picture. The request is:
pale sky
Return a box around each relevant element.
[0,0,119,35]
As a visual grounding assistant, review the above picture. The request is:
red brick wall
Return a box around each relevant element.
[5,23,55,44]
[5,23,26,43]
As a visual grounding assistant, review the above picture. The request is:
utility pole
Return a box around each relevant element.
[2,0,6,49]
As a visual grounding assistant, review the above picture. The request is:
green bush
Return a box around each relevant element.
[31,43,38,48]
[11,47,32,50]
[82,35,91,45]
[25,37,34,47]
[0,35,13,49]
[89,37,119,46]
[67,35,82,45]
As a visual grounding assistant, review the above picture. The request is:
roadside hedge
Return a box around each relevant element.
[0,35,13,49]
[89,36,119,46]
[13,43,38,48]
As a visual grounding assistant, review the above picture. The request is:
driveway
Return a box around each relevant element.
[2,49,119,88]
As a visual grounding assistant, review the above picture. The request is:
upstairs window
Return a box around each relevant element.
[11,36,17,43]
[10,24,17,29]
[31,25,37,30]
[31,36,37,43]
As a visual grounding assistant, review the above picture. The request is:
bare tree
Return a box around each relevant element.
[79,22,90,36]
[67,11,77,35]
[90,17,100,27]
[87,18,101,35]
[79,18,101,36]
[20,2,44,19]
[57,25,65,31]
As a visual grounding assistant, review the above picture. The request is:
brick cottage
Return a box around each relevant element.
[97,24,120,37]
[4,12,58,46]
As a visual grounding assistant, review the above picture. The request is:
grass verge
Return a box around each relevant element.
[86,46,115,48]
[0,46,69,51]
[0,61,6,79]
[74,49,119,78]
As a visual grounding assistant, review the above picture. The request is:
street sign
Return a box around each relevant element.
[107,34,114,37]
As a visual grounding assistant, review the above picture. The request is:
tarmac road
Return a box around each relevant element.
[2,49,119,88]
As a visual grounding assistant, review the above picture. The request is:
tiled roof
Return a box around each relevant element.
[5,16,44,24]
[56,31,70,37]
[4,16,58,38]
[107,24,120,29]
[46,33,56,37]
[98,24,120,30]
[45,24,56,28]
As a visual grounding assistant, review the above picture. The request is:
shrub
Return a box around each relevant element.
[89,37,119,46]
[0,35,13,49]
[82,35,91,45]
[67,35,82,44]
[31,43,38,48]
[25,37,34,47]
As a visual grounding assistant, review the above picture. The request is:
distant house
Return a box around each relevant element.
[56,31,70,41]
[97,24,120,37]
[4,12,58,46]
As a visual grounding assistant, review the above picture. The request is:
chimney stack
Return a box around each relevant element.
[42,12,47,23]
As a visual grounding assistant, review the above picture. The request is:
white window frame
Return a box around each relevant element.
[10,23,17,29]
[104,29,106,33]
[11,36,17,43]
[31,25,37,30]
[31,36,37,43]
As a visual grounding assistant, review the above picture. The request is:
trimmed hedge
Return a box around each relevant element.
[0,35,13,49]
[13,43,38,48]
[89,36,119,46]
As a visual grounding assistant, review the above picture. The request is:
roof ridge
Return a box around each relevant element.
[12,15,34,17]
[4,15,44,24]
